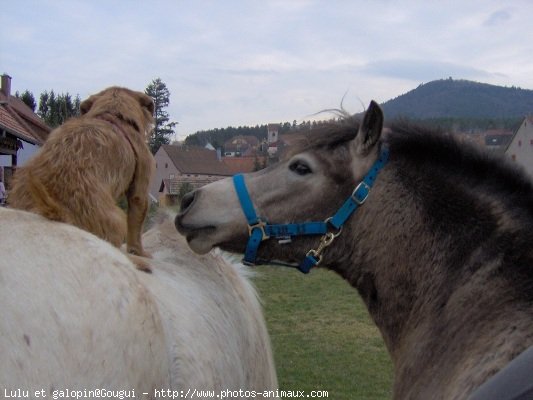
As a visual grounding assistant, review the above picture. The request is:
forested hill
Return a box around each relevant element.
[185,79,533,145]
[184,123,292,149]
[381,78,533,119]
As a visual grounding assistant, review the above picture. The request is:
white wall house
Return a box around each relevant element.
[0,74,51,186]
[150,144,233,205]
[506,116,533,179]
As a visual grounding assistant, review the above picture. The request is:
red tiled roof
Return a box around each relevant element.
[162,145,233,176]
[0,91,51,145]
[222,156,266,174]
[0,106,35,143]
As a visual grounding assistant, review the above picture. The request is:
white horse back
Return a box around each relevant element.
[0,208,276,397]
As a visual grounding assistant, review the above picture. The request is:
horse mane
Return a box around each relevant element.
[285,115,533,200]
[282,116,360,159]
[386,121,533,198]
[385,122,533,302]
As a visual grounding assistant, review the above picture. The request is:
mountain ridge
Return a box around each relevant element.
[380,78,533,120]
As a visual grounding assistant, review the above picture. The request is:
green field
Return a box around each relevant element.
[251,266,394,400]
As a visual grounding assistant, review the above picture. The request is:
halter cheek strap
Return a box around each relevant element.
[233,147,389,273]
[233,174,329,265]
[329,147,389,229]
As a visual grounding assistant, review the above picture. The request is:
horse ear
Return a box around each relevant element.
[353,100,383,155]
[79,95,95,115]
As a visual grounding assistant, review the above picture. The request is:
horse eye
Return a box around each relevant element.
[289,160,312,175]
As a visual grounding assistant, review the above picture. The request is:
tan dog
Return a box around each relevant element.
[9,86,155,271]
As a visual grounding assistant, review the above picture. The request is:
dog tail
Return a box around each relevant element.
[27,171,65,222]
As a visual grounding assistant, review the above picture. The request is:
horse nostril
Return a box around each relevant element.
[180,191,196,213]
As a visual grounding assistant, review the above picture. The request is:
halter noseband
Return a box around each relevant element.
[232,147,389,273]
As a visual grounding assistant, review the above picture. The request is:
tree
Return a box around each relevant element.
[145,78,177,154]
[15,90,37,112]
[37,90,81,127]
[38,91,50,119]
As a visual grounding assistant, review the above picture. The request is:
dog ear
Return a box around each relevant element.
[140,94,155,116]
[80,96,95,115]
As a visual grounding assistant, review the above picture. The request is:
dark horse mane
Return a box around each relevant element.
[386,121,533,199]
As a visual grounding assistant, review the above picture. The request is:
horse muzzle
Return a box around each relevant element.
[175,190,205,238]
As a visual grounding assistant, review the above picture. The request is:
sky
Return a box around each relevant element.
[2,0,533,140]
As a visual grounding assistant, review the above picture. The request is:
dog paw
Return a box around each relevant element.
[127,247,152,259]
[126,254,153,273]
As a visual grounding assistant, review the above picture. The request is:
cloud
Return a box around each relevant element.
[483,9,512,26]
[2,0,533,138]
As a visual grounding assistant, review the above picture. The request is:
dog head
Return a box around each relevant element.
[80,87,155,139]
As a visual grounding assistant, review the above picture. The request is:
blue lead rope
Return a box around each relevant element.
[233,147,389,273]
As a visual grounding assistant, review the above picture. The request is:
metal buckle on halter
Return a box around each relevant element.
[351,181,371,205]
[305,229,339,267]
[248,220,270,241]
[325,217,343,237]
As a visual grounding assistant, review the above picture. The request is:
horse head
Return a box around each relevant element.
[176,101,385,267]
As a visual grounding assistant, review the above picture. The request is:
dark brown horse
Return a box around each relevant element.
[176,102,533,399]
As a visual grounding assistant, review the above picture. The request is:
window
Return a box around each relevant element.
[518,140,522,147]
[511,154,516,161]
[165,163,168,168]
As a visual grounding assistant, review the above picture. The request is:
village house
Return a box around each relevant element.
[223,135,260,157]
[151,143,271,206]
[265,123,314,160]
[458,129,513,153]
[506,116,533,179]
[0,74,51,187]
[266,123,280,156]
[478,129,513,153]
[151,144,233,205]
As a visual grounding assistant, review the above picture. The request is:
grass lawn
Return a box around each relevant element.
[252,266,393,399]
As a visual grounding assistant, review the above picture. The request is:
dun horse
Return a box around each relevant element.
[176,102,533,399]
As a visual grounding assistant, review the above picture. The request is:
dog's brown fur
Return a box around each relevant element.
[9,86,155,271]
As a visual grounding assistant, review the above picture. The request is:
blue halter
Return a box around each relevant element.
[232,147,389,273]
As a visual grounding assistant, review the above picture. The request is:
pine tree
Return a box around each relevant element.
[37,90,81,127]
[38,91,50,118]
[145,78,177,154]
[73,94,81,116]
[47,91,60,127]
[15,90,37,112]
